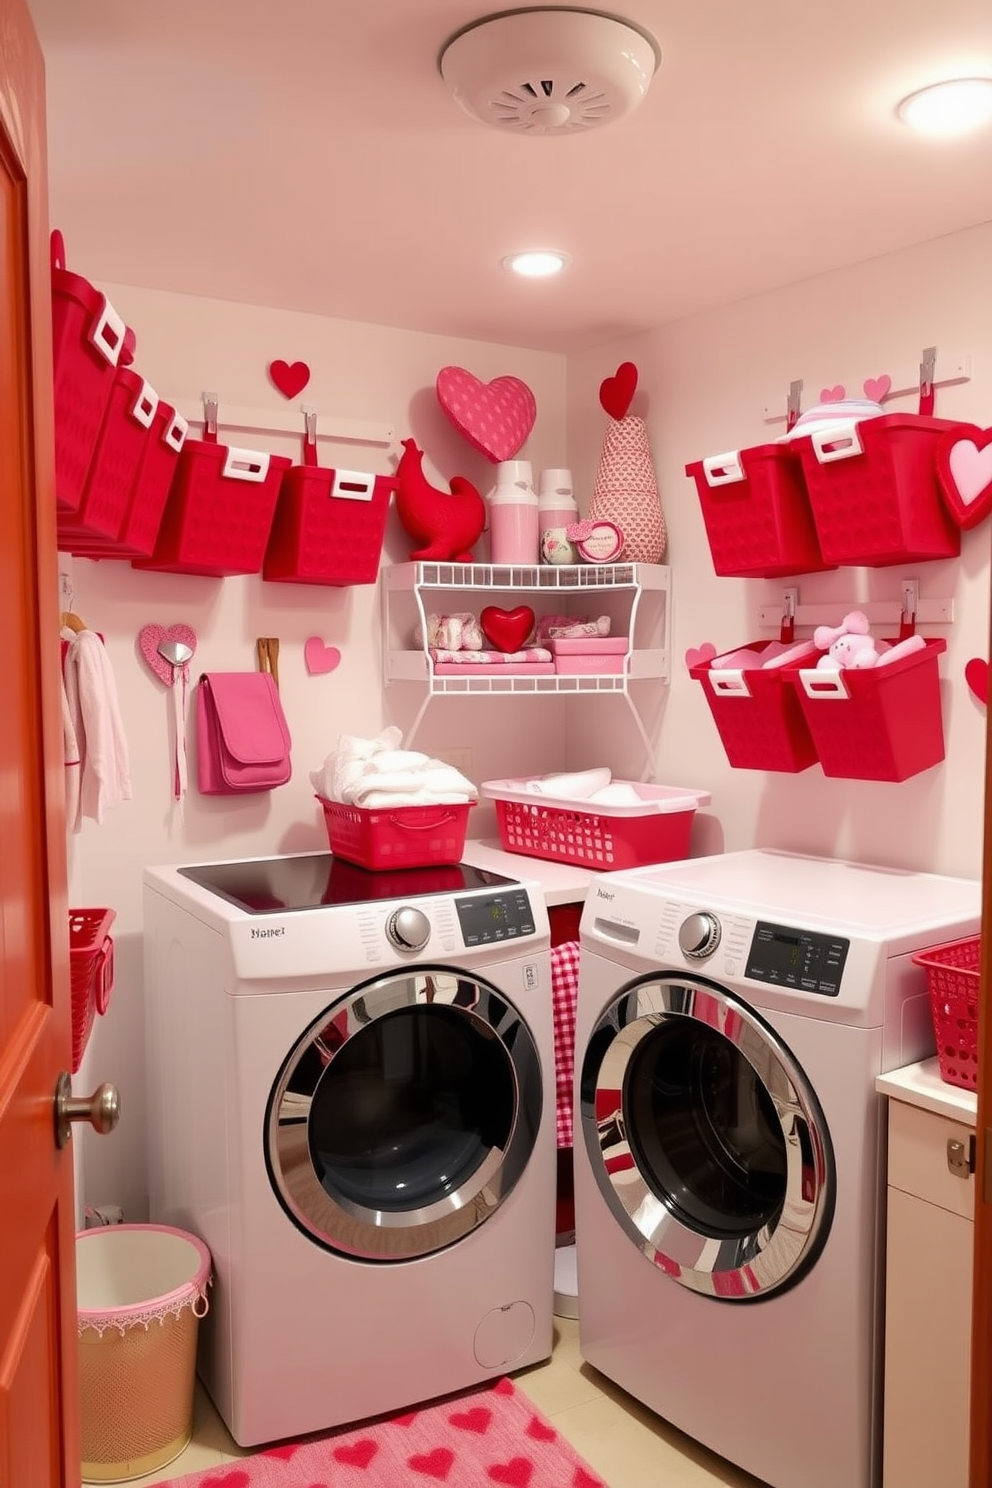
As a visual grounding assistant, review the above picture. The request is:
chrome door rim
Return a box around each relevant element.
[265,965,542,1261]
[580,974,834,1300]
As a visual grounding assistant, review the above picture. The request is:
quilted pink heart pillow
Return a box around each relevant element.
[436,366,536,463]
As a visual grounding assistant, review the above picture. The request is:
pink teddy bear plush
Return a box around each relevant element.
[813,610,925,670]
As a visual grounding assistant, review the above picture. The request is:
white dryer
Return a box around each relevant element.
[573,849,980,1488]
[143,850,556,1447]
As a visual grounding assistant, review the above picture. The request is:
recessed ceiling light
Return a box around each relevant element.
[897,77,992,136]
[502,251,570,278]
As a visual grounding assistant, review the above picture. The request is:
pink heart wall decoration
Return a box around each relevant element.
[685,642,717,671]
[305,636,342,675]
[268,359,311,399]
[862,374,891,402]
[138,623,197,685]
[965,658,989,705]
[819,385,846,403]
[436,367,536,462]
[936,424,992,529]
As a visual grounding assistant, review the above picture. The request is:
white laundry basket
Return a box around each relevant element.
[77,1224,211,1483]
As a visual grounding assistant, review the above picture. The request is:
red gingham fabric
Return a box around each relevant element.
[551,940,581,1148]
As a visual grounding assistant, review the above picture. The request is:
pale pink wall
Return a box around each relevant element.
[69,284,568,1219]
[568,222,992,879]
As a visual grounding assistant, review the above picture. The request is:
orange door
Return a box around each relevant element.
[0,3,80,1485]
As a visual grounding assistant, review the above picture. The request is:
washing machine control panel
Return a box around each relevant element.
[744,919,850,996]
[455,888,537,947]
[678,911,722,960]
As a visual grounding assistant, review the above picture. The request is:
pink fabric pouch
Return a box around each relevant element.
[195,672,292,794]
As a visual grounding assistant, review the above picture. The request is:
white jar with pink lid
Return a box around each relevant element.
[489,460,539,564]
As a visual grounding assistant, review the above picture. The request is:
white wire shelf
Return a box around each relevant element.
[384,561,670,593]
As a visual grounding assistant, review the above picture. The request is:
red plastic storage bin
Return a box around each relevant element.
[789,637,947,781]
[318,795,476,870]
[51,232,129,514]
[57,368,159,550]
[791,414,962,566]
[69,907,116,1074]
[71,402,189,560]
[912,936,981,1090]
[689,641,821,772]
[685,442,832,578]
[263,466,394,586]
[134,440,291,577]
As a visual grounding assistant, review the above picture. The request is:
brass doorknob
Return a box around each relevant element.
[54,1071,121,1150]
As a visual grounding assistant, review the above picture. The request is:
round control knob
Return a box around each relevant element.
[386,906,431,953]
[678,911,721,960]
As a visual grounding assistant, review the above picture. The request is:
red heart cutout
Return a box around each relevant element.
[409,1447,455,1480]
[487,1457,535,1487]
[450,1406,492,1434]
[269,359,311,399]
[480,605,534,653]
[436,367,536,462]
[599,361,637,420]
[333,1439,378,1469]
[936,424,992,530]
[965,657,989,705]
[525,1415,557,1442]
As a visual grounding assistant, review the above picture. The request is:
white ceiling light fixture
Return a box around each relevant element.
[897,77,992,137]
[503,250,570,276]
[439,7,661,137]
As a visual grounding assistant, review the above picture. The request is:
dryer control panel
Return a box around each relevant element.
[745,920,849,997]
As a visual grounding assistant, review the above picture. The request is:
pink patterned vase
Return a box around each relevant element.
[589,414,667,564]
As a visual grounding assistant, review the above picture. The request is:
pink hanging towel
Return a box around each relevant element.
[552,940,581,1148]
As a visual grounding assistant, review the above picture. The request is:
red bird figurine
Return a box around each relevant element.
[394,438,486,562]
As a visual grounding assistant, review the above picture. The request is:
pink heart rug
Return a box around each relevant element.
[153,1376,604,1488]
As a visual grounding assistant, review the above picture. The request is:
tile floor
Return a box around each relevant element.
[150,1315,765,1488]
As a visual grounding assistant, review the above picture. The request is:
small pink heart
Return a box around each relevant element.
[965,657,989,705]
[269,359,311,399]
[436,366,536,462]
[450,1406,492,1434]
[819,384,846,402]
[333,1439,378,1468]
[862,374,891,402]
[305,636,342,675]
[138,623,197,686]
[487,1457,535,1487]
[685,642,717,672]
[409,1447,455,1480]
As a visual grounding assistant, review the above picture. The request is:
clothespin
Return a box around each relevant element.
[780,589,797,644]
[898,581,918,642]
[785,379,804,433]
[202,391,219,445]
[302,407,319,469]
[256,637,280,689]
[918,347,937,417]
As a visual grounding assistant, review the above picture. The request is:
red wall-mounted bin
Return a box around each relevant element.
[263,466,394,586]
[689,641,821,772]
[685,443,832,578]
[790,638,947,781]
[134,440,291,577]
[57,367,159,550]
[67,402,188,560]
[791,414,962,567]
[51,232,128,514]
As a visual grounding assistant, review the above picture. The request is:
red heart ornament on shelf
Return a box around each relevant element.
[599,361,637,420]
[936,424,992,530]
[436,367,536,462]
[965,657,989,705]
[268,359,311,399]
[480,605,535,653]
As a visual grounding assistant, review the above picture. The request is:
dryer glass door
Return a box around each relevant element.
[265,965,542,1261]
[580,973,834,1299]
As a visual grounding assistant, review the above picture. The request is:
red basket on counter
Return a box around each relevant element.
[134,439,291,577]
[69,907,116,1074]
[318,796,476,870]
[912,936,981,1090]
[68,401,189,560]
[689,641,821,773]
[481,779,710,870]
[57,367,160,549]
[264,464,395,586]
[790,414,962,566]
[685,442,832,578]
[51,231,129,514]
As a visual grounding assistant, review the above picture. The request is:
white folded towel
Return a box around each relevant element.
[586,782,643,807]
[310,726,403,800]
[348,765,477,808]
[526,767,612,800]
[311,730,477,808]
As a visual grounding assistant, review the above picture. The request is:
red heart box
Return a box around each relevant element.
[936,423,992,530]
[481,605,534,653]
[436,366,536,462]
[599,361,637,420]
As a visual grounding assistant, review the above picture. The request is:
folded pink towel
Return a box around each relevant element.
[429,647,553,664]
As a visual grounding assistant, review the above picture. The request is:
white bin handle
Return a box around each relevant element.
[88,298,127,367]
[702,451,745,487]
[332,469,375,503]
[130,379,158,429]
[164,411,189,453]
[709,668,751,699]
[799,667,850,700]
[221,447,270,482]
[811,420,863,464]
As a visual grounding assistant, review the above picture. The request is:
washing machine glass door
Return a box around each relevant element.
[580,973,834,1300]
[265,965,542,1261]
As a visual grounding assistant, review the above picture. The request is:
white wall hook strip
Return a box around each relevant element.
[761,354,971,424]
[757,598,954,629]
[173,398,394,448]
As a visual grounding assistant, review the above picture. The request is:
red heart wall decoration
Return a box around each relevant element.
[936,424,992,530]
[268,359,311,399]
[480,605,535,653]
[965,657,989,705]
[436,367,536,462]
[305,636,342,675]
[599,362,637,420]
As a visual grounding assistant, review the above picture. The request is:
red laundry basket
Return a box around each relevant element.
[318,796,475,870]
[57,367,159,549]
[69,907,116,1074]
[689,641,821,772]
[912,936,981,1090]
[69,401,189,560]
[263,465,395,586]
[685,442,832,578]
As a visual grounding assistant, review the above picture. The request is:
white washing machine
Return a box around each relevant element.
[573,848,980,1488]
[143,850,556,1447]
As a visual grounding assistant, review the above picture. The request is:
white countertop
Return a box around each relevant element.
[460,838,601,905]
[876,1057,978,1124]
